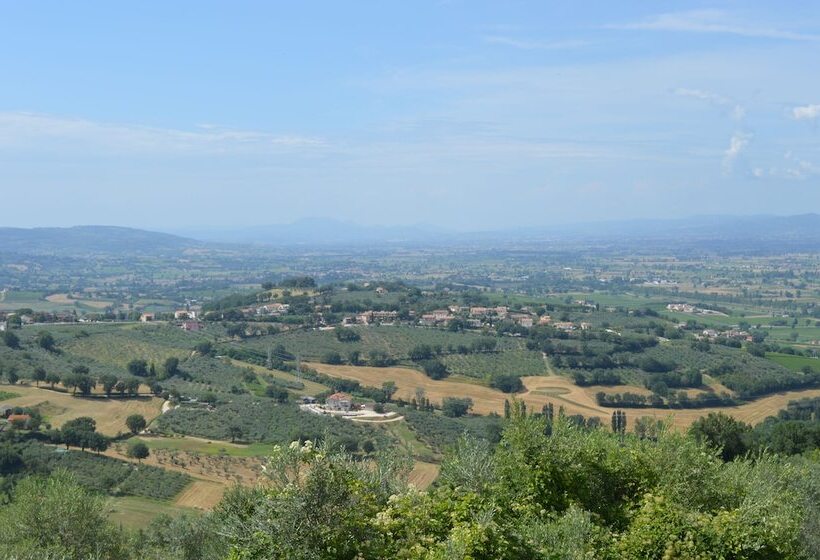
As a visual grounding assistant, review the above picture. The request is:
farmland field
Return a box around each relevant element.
[308,362,820,429]
[242,326,518,362]
[442,349,546,379]
[766,352,820,371]
[1,385,163,434]
[106,496,193,529]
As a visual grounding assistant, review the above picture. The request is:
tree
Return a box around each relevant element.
[381,381,398,402]
[32,366,46,386]
[228,424,243,443]
[99,374,118,397]
[2,330,20,349]
[127,359,149,377]
[61,417,98,450]
[45,372,61,389]
[75,375,95,396]
[336,329,360,342]
[0,444,24,475]
[126,414,147,435]
[0,471,126,558]
[321,351,343,365]
[265,385,289,403]
[114,380,127,396]
[421,359,448,380]
[611,410,627,435]
[125,377,141,396]
[194,341,213,356]
[689,412,750,461]
[87,432,110,453]
[442,397,473,418]
[6,369,19,385]
[36,331,56,352]
[490,374,524,393]
[127,441,150,463]
[409,344,433,361]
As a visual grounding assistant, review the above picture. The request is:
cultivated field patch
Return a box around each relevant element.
[1,385,163,435]
[309,362,820,430]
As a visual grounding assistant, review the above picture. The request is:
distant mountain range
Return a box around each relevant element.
[0,226,198,255]
[173,217,445,246]
[2,214,819,255]
[175,214,820,252]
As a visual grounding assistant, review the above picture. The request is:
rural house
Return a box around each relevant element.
[325,392,353,411]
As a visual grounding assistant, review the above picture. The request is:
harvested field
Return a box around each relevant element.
[409,461,439,489]
[308,362,820,430]
[2,385,162,435]
[46,293,112,309]
[174,480,226,510]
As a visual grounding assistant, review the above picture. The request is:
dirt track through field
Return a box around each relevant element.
[307,362,820,429]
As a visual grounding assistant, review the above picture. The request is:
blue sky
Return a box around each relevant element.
[1,1,818,230]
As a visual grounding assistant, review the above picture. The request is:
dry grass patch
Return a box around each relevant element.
[174,480,226,510]
[1,385,162,435]
[409,461,440,489]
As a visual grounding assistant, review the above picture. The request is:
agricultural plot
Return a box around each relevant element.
[60,327,194,371]
[309,362,820,430]
[133,435,277,458]
[241,326,517,362]
[766,352,820,372]
[154,397,389,450]
[0,385,162,435]
[442,349,546,379]
[106,496,193,529]
[17,441,191,501]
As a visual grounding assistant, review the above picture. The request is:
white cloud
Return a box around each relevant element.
[608,10,820,41]
[483,36,589,50]
[783,151,820,178]
[792,104,820,120]
[0,112,327,156]
[722,132,751,173]
[673,88,745,121]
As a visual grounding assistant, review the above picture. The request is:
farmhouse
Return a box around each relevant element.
[510,313,534,327]
[181,321,202,332]
[325,392,353,411]
[139,313,155,323]
[7,414,31,428]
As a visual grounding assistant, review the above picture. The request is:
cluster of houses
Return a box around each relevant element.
[418,305,540,328]
[138,308,203,331]
[343,310,400,326]
[698,328,753,342]
[255,303,290,317]
[667,303,698,313]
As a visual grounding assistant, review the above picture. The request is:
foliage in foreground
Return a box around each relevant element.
[1,415,818,559]
[213,415,819,560]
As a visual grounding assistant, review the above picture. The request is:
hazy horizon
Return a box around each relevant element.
[1,2,819,229]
